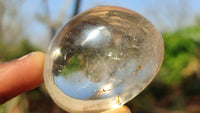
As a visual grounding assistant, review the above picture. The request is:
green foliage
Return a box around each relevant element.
[158,26,200,85]
[60,54,86,76]
[0,38,39,61]
[0,104,5,113]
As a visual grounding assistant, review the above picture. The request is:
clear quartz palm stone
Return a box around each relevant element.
[44,6,164,113]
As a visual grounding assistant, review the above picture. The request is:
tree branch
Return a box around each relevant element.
[73,0,81,16]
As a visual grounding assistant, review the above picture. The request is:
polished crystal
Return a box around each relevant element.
[44,6,164,113]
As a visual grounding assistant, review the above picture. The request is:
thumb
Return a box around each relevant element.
[0,51,45,104]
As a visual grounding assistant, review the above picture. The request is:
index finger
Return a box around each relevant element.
[101,106,131,113]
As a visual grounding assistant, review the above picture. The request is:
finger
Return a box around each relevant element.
[0,51,45,104]
[101,106,131,113]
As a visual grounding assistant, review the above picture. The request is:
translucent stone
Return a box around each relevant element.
[44,6,164,113]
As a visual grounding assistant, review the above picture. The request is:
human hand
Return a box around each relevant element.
[0,51,131,113]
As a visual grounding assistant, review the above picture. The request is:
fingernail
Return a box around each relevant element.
[29,51,45,68]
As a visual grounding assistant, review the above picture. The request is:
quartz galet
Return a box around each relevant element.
[44,6,164,113]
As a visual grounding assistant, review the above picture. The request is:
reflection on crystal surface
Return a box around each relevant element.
[44,6,164,113]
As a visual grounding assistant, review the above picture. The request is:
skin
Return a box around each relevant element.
[0,52,131,113]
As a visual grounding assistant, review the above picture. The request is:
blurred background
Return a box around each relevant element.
[0,0,200,113]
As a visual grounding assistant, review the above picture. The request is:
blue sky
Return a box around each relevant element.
[19,0,200,48]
